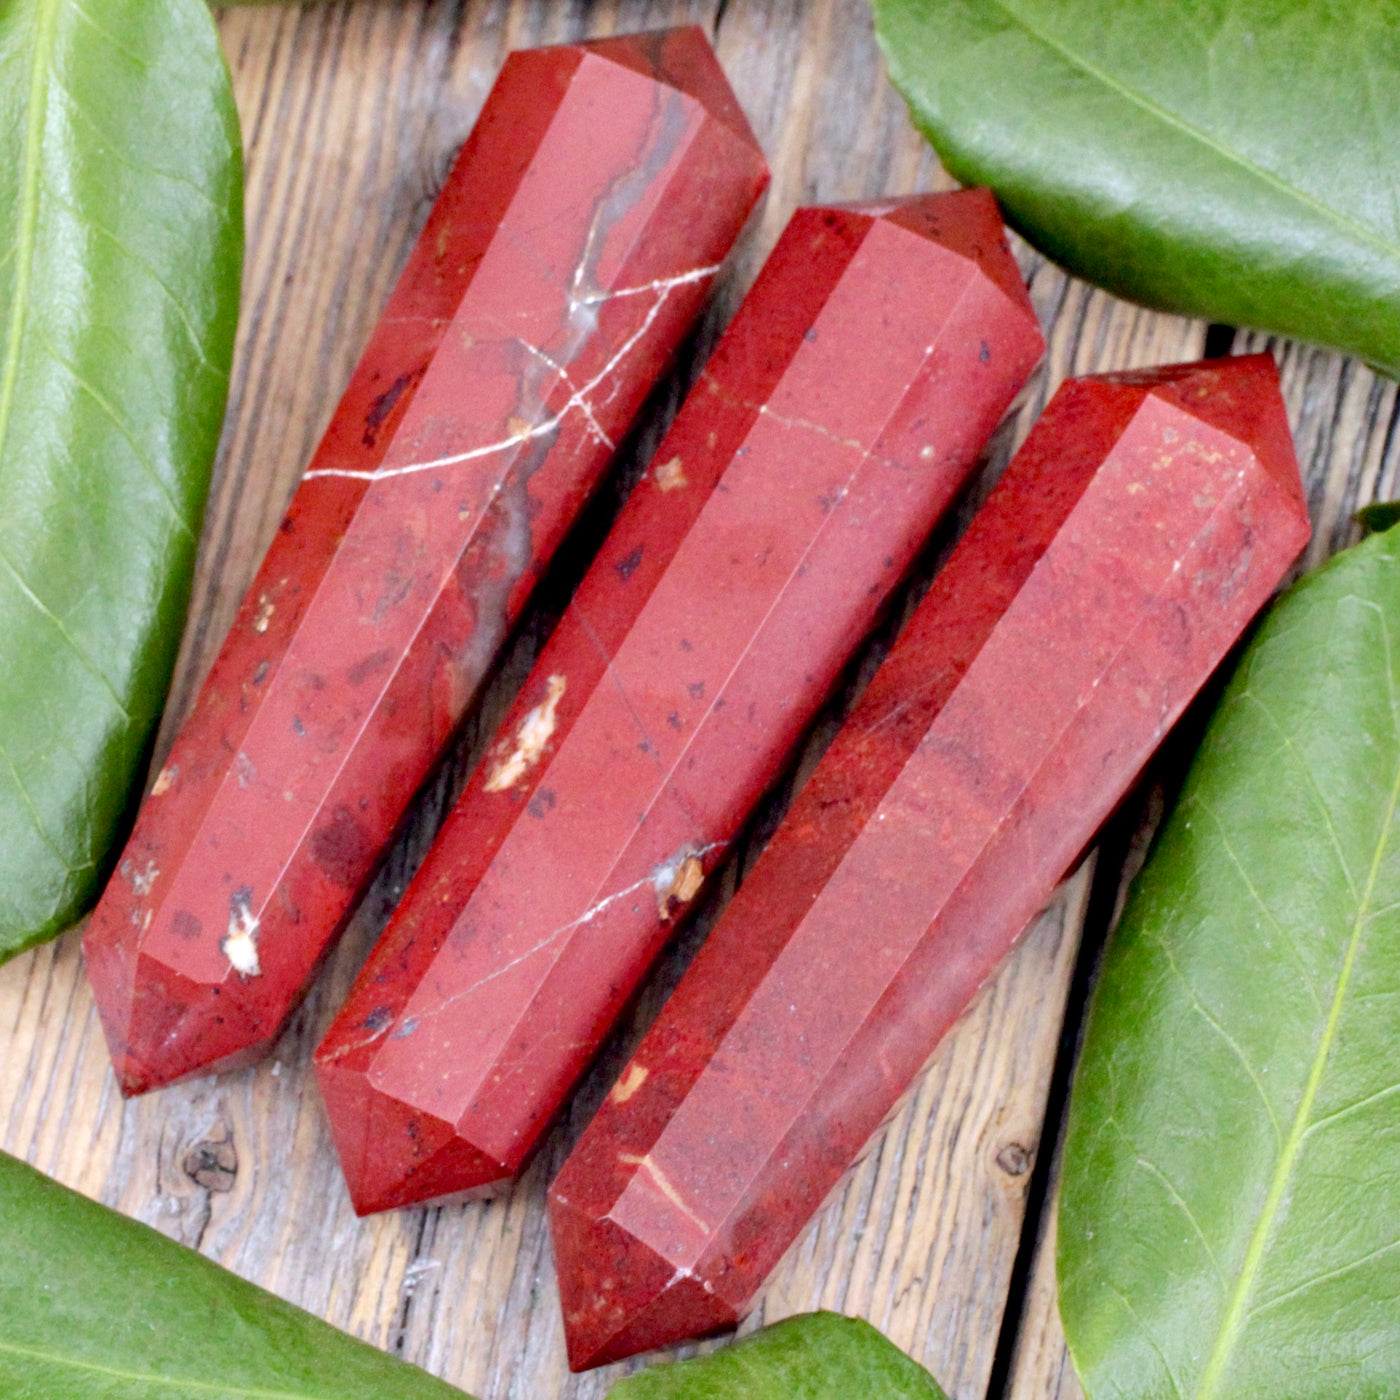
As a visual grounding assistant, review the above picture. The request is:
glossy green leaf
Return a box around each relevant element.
[0,1150,471,1398]
[1058,526,1400,1399]
[607,1314,948,1400]
[0,0,242,957]
[873,0,1400,376]
[1354,499,1400,536]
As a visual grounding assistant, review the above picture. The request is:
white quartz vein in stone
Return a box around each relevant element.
[221,901,262,978]
[406,841,723,1027]
[302,265,720,483]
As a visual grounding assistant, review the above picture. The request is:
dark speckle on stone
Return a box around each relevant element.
[679,638,693,652]
[615,545,644,581]
[292,716,306,736]
[363,372,413,447]
[347,649,394,686]
[687,681,705,699]
[310,806,375,888]
[667,711,683,730]
[979,341,991,364]
[253,661,269,685]
[171,910,202,941]
[364,1006,393,1034]
[803,327,818,343]
[528,787,557,819]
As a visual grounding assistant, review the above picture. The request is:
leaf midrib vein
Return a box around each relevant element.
[1192,706,1400,1398]
[0,1336,350,1400]
[986,0,1400,264]
[0,0,61,476]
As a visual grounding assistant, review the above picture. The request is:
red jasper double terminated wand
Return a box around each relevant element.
[315,189,1044,1214]
[549,354,1311,1370]
[84,29,768,1095]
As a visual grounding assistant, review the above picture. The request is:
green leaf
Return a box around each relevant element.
[873,0,1400,376]
[606,1314,949,1400]
[1057,527,1400,1399]
[0,1150,471,1398]
[1354,500,1400,536]
[0,0,242,958]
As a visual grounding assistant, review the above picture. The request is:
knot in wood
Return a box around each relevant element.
[995,1142,1032,1177]
[183,1136,238,1192]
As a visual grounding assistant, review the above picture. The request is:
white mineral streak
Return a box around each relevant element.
[222,902,262,978]
[653,456,688,491]
[610,1062,649,1104]
[414,840,723,1021]
[665,1264,717,1295]
[122,859,159,896]
[550,842,716,947]
[484,674,567,791]
[519,343,614,450]
[617,1151,710,1233]
[651,848,706,915]
[303,265,720,483]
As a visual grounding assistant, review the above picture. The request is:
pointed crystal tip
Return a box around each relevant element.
[578,27,762,153]
[548,1186,739,1370]
[315,1053,515,1214]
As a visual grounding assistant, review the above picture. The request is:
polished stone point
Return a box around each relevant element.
[314,188,1045,1215]
[548,354,1311,1369]
[84,28,769,1096]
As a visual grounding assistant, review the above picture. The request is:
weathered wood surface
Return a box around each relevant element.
[2,2,1396,1398]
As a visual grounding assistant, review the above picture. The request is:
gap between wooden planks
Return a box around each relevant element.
[2,2,1396,1398]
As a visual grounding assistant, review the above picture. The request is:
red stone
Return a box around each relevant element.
[314,189,1044,1214]
[548,354,1311,1369]
[83,29,768,1097]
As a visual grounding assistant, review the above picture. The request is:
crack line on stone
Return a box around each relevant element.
[199,242,712,1006]
[619,1151,712,1235]
[403,841,724,1026]
[517,340,613,450]
[700,369,912,475]
[302,265,720,483]
[575,265,720,306]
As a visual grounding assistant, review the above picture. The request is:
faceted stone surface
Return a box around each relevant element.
[315,189,1044,1214]
[83,28,769,1096]
[549,354,1312,1369]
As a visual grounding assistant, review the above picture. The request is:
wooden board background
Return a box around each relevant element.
[3,2,1398,1398]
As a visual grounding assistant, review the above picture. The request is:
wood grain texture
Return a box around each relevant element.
[1006,1196,1084,1400]
[3,2,1386,1399]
